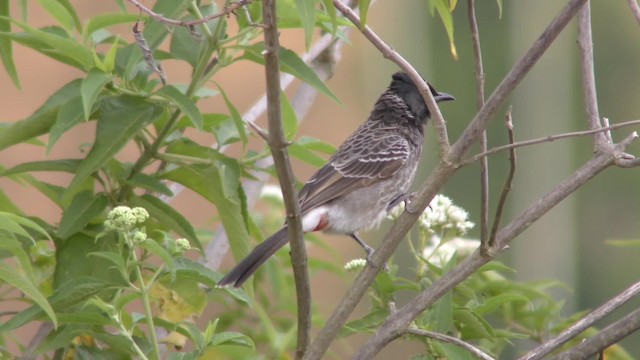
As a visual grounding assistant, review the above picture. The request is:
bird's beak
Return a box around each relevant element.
[434,92,455,102]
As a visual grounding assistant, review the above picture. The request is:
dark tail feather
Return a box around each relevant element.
[218,226,289,288]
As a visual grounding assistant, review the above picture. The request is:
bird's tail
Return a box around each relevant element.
[218,226,289,288]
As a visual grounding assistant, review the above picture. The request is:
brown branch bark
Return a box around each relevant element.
[550,306,640,360]
[406,328,495,360]
[520,280,640,360]
[489,108,516,246]
[262,1,310,357]
[304,1,589,359]
[332,0,451,155]
[126,0,251,27]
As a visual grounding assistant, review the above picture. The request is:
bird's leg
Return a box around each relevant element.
[348,233,389,272]
[387,192,417,213]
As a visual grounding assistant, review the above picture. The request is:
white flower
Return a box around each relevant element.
[344,258,367,272]
[423,237,480,267]
[260,184,284,201]
[176,238,191,251]
[105,206,149,232]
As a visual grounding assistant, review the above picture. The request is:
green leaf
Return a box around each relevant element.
[87,251,128,283]
[0,187,22,214]
[216,84,247,146]
[140,238,175,281]
[432,254,456,333]
[50,0,82,32]
[47,95,85,153]
[1,159,81,176]
[169,22,205,67]
[358,0,370,29]
[0,276,119,332]
[496,0,502,18]
[161,162,250,262]
[68,95,160,190]
[129,194,202,252]
[170,258,249,305]
[81,68,111,120]
[339,309,388,337]
[288,142,326,167]
[293,0,316,49]
[606,239,640,248]
[82,13,139,43]
[36,0,75,32]
[5,17,94,69]
[474,293,530,315]
[126,173,173,196]
[0,262,57,328]
[0,228,34,279]
[240,44,340,104]
[0,0,20,89]
[320,0,337,34]
[430,0,457,60]
[0,79,81,151]
[281,92,298,139]
[209,332,255,349]
[56,191,108,239]
[1,211,51,240]
[156,85,203,131]
[297,136,336,154]
[453,308,495,338]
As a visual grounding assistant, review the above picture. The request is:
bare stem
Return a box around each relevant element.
[489,108,516,247]
[262,1,310,357]
[627,0,640,27]
[126,0,251,27]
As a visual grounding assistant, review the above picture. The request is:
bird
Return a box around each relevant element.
[218,71,454,287]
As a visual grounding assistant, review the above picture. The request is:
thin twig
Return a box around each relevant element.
[577,1,608,151]
[406,328,495,360]
[520,280,640,360]
[549,306,640,360]
[489,108,516,247]
[305,1,589,358]
[462,119,640,166]
[261,1,310,358]
[467,0,489,253]
[332,0,451,155]
[126,0,251,27]
[627,0,640,27]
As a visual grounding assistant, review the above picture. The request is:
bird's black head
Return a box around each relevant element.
[389,71,455,123]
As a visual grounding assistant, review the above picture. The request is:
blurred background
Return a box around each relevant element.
[1,0,639,357]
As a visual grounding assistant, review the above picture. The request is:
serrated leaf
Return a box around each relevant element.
[82,13,139,43]
[36,0,75,32]
[156,85,203,131]
[47,96,85,153]
[0,79,81,151]
[129,194,202,252]
[358,0,370,29]
[294,0,316,49]
[68,95,159,190]
[0,0,20,89]
[0,262,57,328]
[56,191,108,239]
[81,68,111,120]
[240,44,340,104]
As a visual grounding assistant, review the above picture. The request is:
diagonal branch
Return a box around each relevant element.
[126,0,251,27]
[332,0,451,155]
[261,0,310,357]
[520,280,640,360]
[627,0,640,27]
[304,1,589,358]
[406,328,495,360]
[549,306,640,360]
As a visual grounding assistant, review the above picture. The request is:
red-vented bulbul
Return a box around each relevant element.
[218,72,454,287]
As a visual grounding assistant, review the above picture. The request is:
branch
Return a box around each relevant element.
[467,0,490,252]
[304,1,589,358]
[489,108,516,247]
[462,119,640,165]
[332,0,451,155]
[406,328,495,360]
[550,306,640,360]
[262,1,310,357]
[520,280,640,360]
[627,0,640,27]
[126,0,251,27]
[577,1,608,151]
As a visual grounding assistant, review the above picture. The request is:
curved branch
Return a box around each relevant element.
[406,328,495,360]
[126,0,251,27]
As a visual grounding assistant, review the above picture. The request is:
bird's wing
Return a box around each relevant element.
[298,130,409,213]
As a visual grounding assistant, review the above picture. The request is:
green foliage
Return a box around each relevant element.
[0,1,630,359]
